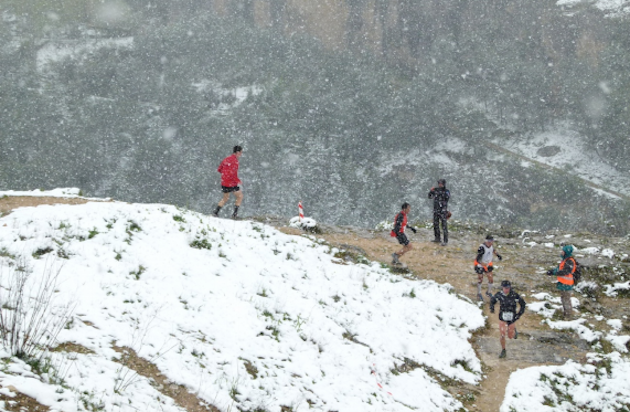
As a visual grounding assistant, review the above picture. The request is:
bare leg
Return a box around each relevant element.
[234,190,243,206]
[397,243,413,257]
[477,273,483,295]
[507,322,516,339]
[499,321,508,350]
[218,192,231,207]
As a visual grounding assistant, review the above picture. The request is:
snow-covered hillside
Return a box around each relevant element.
[491,126,630,199]
[0,190,485,412]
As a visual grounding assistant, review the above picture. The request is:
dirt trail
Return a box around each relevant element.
[0,198,588,411]
[279,225,588,412]
[0,196,89,216]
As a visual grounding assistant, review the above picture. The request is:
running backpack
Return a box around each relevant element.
[573,259,582,284]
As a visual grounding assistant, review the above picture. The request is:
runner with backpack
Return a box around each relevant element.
[474,235,503,302]
[546,244,578,320]
[390,202,417,266]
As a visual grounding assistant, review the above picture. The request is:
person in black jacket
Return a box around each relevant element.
[428,179,450,246]
[490,280,526,359]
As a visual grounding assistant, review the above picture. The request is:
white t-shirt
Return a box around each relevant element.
[479,243,494,265]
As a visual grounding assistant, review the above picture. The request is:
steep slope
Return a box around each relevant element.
[272,216,630,412]
[0,190,484,412]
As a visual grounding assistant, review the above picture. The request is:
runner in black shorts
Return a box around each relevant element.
[222,186,240,193]
[390,202,417,265]
[213,146,243,218]
[490,280,526,358]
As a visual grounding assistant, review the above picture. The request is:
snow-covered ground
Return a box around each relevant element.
[558,0,630,17]
[501,352,630,412]
[504,266,630,411]
[0,190,485,412]
[492,126,630,198]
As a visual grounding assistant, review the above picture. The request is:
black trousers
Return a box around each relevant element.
[433,211,448,242]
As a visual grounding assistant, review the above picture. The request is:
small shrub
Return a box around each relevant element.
[32,247,54,259]
[129,266,146,280]
[0,261,74,361]
[126,221,141,233]
[190,238,212,250]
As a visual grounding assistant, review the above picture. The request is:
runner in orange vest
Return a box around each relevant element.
[546,244,576,320]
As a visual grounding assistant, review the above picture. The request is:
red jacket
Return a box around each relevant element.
[217,154,241,187]
[390,211,408,237]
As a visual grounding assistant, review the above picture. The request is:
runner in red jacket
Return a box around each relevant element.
[390,202,417,265]
[213,146,243,218]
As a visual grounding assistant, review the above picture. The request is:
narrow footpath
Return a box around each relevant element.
[278,224,589,412]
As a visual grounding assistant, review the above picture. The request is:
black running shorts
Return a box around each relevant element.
[396,233,410,246]
[221,186,240,193]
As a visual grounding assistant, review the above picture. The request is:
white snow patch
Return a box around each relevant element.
[289,216,318,229]
[604,281,630,297]
[36,38,134,73]
[0,188,107,201]
[493,126,630,197]
[501,352,630,412]
[0,199,485,412]
[546,318,601,342]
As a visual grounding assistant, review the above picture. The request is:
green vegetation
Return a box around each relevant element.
[190,238,212,250]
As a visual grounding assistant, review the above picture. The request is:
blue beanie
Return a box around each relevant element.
[562,244,574,257]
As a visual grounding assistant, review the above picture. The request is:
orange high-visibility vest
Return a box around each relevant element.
[557,257,576,285]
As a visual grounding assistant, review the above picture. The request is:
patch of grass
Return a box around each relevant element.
[88,228,99,239]
[451,359,474,373]
[126,220,141,233]
[58,221,71,230]
[0,247,15,259]
[333,248,370,265]
[342,330,357,341]
[172,215,186,222]
[542,395,556,407]
[402,288,416,298]
[32,247,54,258]
[57,248,70,259]
[243,359,259,379]
[190,238,212,250]
[129,265,146,280]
